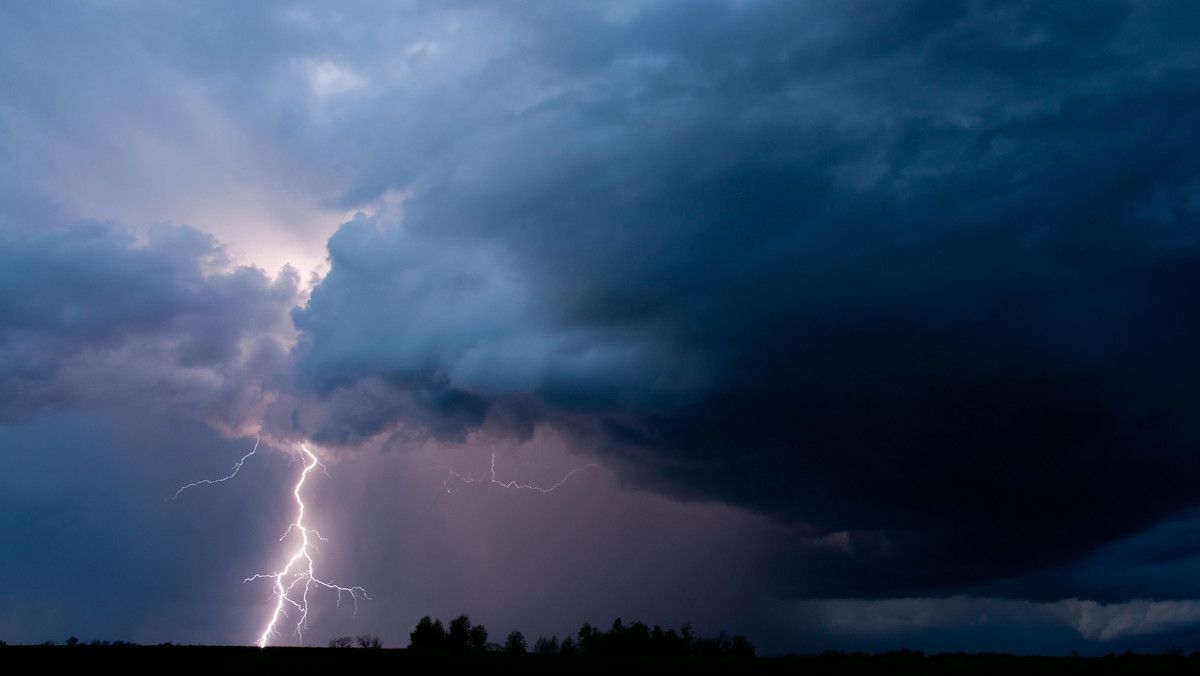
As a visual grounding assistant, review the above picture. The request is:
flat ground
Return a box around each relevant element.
[4,646,1199,675]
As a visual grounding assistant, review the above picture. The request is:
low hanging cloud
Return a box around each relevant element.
[809,595,1200,646]
[287,0,1200,599]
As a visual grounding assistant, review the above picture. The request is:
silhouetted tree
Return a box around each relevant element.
[504,630,527,653]
[356,634,382,649]
[409,616,447,650]
[559,636,576,655]
[577,623,601,654]
[448,614,471,651]
[65,636,79,646]
[680,621,695,651]
[328,636,354,648]
[533,635,559,654]
[468,623,489,651]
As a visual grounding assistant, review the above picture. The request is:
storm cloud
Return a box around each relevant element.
[0,222,299,433]
[4,0,1200,652]
[291,0,1200,598]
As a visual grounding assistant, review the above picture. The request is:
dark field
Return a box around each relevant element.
[6,646,1200,675]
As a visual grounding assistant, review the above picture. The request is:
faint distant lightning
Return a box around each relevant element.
[444,452,599,493]
[245,444,368,648]
[170,439,368,647]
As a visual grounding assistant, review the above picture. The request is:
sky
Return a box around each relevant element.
[2,0,1200,656]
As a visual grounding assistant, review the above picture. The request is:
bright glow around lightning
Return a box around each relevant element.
[171,439,368,647]
[245,444,368,647]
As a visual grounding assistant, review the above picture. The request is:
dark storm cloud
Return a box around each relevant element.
[0,222,299,432]
[293,0,1200,598]
[978,507,1200,603]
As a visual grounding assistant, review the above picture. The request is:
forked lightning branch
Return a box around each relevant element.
[170,439,367,647]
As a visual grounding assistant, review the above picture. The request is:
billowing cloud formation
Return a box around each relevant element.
[291,0,1200,598]
[0,222,299,434]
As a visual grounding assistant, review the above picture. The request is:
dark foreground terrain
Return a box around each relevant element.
[7,645,1200,675]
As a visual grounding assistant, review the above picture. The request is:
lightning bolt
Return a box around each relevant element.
[170,439,368,647]
[167,437,260,501]
[444,452,599,493]
[244,444,369,648]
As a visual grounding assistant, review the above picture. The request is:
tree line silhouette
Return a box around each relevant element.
[327,634,382,649]
[406,614,755,657]
[1,616,757,657]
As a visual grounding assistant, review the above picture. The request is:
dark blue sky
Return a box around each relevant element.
[3,0,1200,655]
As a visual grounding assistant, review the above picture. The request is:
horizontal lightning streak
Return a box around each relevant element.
[445,452,599,493]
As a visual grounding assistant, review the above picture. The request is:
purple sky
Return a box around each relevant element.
[4,0,1200,655]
